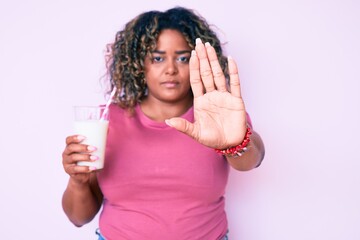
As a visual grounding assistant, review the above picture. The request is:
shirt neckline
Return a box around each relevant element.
[135,104,194,129]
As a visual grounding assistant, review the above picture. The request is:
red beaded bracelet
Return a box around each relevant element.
[214,127,252,157]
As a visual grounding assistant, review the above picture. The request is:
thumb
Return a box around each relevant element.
[165,117,195,138]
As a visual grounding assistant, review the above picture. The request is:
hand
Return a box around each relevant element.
[166,39,247,149]
[62,135,97,185]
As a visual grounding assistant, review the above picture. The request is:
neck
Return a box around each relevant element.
[140,96,193,122]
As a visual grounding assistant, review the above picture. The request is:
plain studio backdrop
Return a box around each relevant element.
[0,0,359,239]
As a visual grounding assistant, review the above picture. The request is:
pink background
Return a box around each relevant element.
[1,0,359,239]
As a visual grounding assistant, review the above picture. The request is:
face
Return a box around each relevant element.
[143,29,192,104]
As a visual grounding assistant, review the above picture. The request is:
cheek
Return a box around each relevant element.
[182,76,191,91]
[180,66,190,79]
[144,69,159,81]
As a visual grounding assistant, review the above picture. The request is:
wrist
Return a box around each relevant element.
[214,127,252,157]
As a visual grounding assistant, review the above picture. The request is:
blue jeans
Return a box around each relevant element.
[96,228,229,239]
[95,229,106,240]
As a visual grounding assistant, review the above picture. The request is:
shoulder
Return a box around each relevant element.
[108,103,134,117]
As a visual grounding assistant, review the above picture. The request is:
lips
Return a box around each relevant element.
[161,80,179,88]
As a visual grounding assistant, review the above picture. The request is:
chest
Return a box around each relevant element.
[98,110,229,203]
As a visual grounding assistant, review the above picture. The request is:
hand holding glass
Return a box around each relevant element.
[73,106,109,170]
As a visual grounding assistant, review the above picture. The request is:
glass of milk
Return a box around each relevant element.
[73,106,109,170]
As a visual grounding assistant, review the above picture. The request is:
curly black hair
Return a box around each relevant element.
[106,6,228,111]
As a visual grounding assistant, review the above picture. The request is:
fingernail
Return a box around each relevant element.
[191,50,196,56]
[205,42,211,47]
[165,119,173,127]
[195,38,202,45]
[90,155,99,161]
[89,166,97,171]
[87,146,97,151]
[77,135,85,141]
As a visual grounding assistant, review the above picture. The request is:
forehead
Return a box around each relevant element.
[155,29,191,50]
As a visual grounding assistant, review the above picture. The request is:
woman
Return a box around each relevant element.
[62,7,265,240]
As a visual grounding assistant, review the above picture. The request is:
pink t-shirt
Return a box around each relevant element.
[97,104,229,240]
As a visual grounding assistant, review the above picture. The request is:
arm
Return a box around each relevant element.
[62,173,103,227]
[61,135,103,227]
[225,129,265,171]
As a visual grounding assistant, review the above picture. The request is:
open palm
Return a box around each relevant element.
[167,39,248,149]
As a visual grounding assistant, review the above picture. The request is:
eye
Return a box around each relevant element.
[152,56,164,62]
[177,56,190,63]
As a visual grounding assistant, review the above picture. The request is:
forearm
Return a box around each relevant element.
[226,130,265,171]
[62,178,101,227]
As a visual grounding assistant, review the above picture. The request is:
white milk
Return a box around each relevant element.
[73,120,109,169]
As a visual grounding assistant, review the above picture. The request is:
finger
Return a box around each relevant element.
[66,164,93,175]
[189,50,204,98]
[66,135,86,145]
[65,153,98,165]
[195,38,215,92]
[165,118,197,139]
[205,42,227,92]
[63,142,97,156]
[228,56,242,98]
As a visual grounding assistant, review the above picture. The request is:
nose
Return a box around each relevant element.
[165,59,178,75]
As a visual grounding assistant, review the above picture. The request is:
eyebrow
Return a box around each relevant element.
[152,50,191,54]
